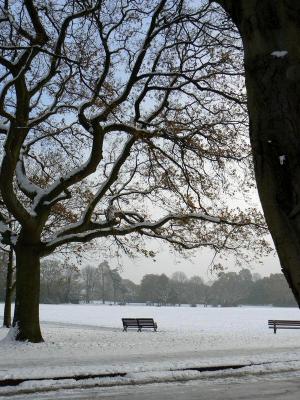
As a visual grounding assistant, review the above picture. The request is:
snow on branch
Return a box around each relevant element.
[271,50,288,58]
[42,211,223,253]
[15,148,42,199]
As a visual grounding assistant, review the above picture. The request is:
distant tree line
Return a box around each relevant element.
[0,257,296,307]
[138,269,297,307]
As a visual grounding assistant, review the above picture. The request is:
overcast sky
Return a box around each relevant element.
[118,246,281,284]
[84,235,281,284]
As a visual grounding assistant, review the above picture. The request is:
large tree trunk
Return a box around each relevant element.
[217,0,300,305]
[13,238,43,342]
[3,246,14,328]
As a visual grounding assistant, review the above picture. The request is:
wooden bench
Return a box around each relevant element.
[268,320,300,334]
[122,318,157,332]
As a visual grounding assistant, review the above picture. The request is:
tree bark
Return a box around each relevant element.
[3,246,14,328]
[13,237,43,342]
[217,0,300,305]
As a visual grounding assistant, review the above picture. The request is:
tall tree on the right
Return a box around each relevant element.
[213,0,300,305]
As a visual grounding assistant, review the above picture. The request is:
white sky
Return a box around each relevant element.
[116,245,281,284]
[85,232,281,284]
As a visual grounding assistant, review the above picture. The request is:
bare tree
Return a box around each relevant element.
[40,259,80,303]
[109,267,123,304]
[2,246,14,327]
[81,265,99,303]
[0,218,16,327]
[0,246,15,327]
[62,263,81,303]
[0,0,266,342]
[98,260,111,304]
[171,271,188,304]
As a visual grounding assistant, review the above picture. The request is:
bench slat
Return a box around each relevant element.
[268,320,300,323]
[269,327,300,329]
[122,318,157,332]
[268,319,300,334]
[268,322,300,325]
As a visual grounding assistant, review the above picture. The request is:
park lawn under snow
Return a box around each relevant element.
[1,304,300,394]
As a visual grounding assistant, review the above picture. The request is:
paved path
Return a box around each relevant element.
[9,375,300,400]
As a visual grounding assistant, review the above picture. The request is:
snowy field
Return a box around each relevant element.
[1,304,300,397]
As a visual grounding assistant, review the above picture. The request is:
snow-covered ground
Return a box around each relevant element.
[1,304,300,397]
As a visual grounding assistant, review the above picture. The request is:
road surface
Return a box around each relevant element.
[7,375,300,400]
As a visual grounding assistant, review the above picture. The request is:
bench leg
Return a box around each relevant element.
[138,327,142,332]
[123,327,127,332]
